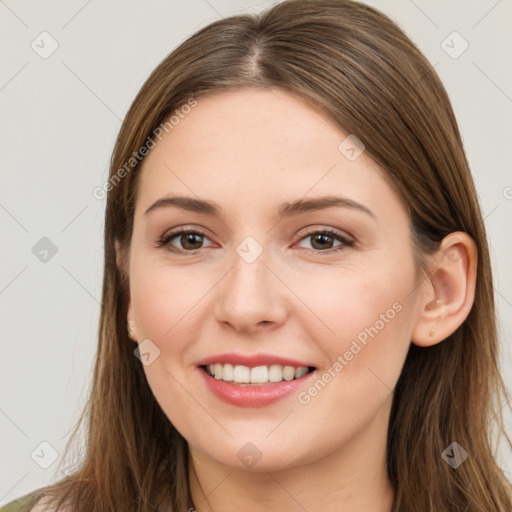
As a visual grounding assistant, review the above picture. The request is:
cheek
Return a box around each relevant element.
[293,263,413,347]
[289,290,413,459]
[128,260,209,438]
[291,263,415,406]
[130,255,214,344]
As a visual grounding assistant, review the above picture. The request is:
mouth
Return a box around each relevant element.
[196,356,318,407]
[200,363,316,385]
[195,353,318,407]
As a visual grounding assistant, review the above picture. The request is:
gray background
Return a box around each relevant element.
[1,0,511,504]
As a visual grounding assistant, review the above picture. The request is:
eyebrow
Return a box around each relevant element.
[143,195,375,219]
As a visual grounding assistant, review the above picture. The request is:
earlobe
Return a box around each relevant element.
[411,232,477,347]
[126,293,138,343]
[127,318,138,342]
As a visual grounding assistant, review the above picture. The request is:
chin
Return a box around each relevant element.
[190,434,317,473]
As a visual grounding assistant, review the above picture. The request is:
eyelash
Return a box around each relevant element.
[155,228,354,255]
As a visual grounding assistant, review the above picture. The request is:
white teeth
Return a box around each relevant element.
[214,363,223,380]
[222,363,234,381]
[233,365,250,383]
[206,364,312,384]
[268,364,283,382]
[250,366,268,384]
[294,367,309,379]
[282,366,295,381]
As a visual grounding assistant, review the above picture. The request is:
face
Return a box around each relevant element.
[124,87,424,472]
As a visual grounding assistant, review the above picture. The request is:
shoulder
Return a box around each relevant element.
[0,489,68,512]
[28,495,60,512]
[0,489,44,512]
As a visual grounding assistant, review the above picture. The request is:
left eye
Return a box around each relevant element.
[296,229,354,252]
[156,228,353,254]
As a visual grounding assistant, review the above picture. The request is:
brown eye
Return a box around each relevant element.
[178,232,204,250]
[296,229,354,253]
[310,233,335,250]
[156,229,213,253]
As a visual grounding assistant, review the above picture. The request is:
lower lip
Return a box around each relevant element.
[198,367,315,407]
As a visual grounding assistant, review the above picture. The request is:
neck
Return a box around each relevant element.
[188,396,395,512]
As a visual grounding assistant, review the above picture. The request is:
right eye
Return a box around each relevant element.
[156,229,214,254]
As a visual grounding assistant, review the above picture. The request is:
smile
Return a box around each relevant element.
[196,354,317,407]
[202,363,314,384]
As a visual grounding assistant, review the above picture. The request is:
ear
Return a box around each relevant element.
[115,239,137,342]
[411,232,477,347]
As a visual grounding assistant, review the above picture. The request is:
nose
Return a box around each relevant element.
[213,246,289,335]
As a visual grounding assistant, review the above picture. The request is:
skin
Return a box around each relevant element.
[120,87,477,512]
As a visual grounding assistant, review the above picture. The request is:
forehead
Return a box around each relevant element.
[135,87,401,221]
[148,88,346,170]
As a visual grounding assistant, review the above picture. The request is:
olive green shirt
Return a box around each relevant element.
[0,489,45,512]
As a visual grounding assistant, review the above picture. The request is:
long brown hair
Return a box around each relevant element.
[39,1,512,510]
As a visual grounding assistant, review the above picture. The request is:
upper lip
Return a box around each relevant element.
[196,353,316,368]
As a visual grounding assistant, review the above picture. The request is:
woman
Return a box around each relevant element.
[2,0,510,510]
